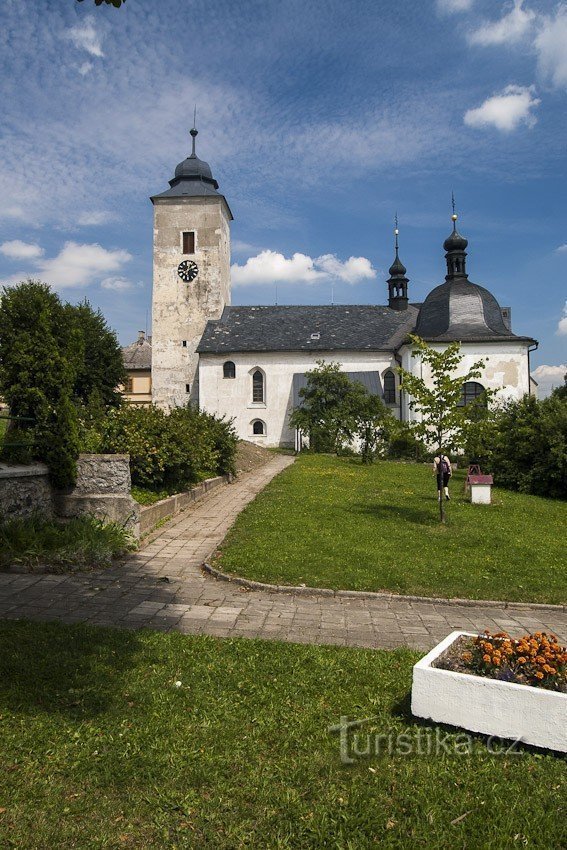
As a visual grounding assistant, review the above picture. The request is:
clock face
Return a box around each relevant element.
[178,260,199,282]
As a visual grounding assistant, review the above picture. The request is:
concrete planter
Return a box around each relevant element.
[411,631,567,753]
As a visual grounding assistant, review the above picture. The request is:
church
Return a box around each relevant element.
[144,128,537,447]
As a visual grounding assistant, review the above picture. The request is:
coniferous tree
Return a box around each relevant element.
[68,299,125,408]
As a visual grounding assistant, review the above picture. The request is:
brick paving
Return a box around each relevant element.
[0,454,565,652]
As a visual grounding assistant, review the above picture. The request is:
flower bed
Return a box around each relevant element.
[411,631,567,753]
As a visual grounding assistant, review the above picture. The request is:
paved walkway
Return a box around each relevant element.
[0,456,565,652]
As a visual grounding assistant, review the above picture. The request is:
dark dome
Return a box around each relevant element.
[415,278,512,341]
[389,255,407,277]
[443,227,468,252]
[174,154,215,182]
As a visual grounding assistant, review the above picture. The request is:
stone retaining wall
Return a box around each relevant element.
[0,463,53,520]
[140,475,229,536]
[54,454,140,537]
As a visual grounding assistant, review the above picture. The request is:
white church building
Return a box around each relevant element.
[148,129,537,447]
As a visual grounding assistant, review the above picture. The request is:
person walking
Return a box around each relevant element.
[433,453,452,501]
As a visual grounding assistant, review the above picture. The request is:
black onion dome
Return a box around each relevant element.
[443,227,468,252]
[389,254,407,277]
[415,278,512,341]
[174,154,216,184]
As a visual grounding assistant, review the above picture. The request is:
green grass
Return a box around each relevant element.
[131,486,172,506]
[216,455,567,604]
[0,620,564,849]
[0,515,134,572]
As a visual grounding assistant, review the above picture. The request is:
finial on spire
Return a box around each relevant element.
[190,106,198,157]
[451,191,458,228]
[394,212,399,254]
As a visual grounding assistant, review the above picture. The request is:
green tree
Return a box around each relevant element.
[0,280,81,487]
[68,299,125,408]
[398,335,490,522]
[551,373,567,401]
[490,394,567,499]
[289,361,360,453]
[351,387,392,464]
[77,0,126,7]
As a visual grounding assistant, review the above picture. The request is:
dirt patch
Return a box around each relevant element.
[235,440,281,475]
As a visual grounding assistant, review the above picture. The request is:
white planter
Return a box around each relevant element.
[411,631,567,753]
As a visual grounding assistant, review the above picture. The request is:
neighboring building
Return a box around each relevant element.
[149,128,537,446]
[121,331,152,405]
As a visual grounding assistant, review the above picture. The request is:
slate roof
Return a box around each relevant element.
[414,279,536,343]
[292,371,383,408]
[197,305,421,354]
[122,337,152,370]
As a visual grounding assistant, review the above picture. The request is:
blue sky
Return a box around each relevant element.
[0,0,565,394]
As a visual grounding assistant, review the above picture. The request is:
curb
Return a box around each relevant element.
[202,563,567,613]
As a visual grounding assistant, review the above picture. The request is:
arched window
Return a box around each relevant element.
[252,369,264,403]
[252,419,265,435]
[459,381,486,407]
[223,361,236,379]
[383,370,396,404]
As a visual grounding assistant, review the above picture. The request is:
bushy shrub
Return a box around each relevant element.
[488,394,567,499]
[90,403,237,491]
[387,421,427,461]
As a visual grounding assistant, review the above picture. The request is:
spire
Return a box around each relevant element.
[387,214,409,311]
[190,107,198,158]
[443,194,469,280]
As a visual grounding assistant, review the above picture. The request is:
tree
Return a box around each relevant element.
[0,280,81,487]
[351,387,392,464]
[489,394,567,499]
[398,335,490,522]
[551,373,567,401]
[77,0,126,7]
[289,361,360,453]
[67,299,125,408]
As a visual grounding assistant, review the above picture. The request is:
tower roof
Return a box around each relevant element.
[150,126,233,217]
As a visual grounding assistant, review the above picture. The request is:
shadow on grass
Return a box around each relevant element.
[0,619,143,719]
[352,502,437,526]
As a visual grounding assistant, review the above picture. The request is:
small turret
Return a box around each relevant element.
[387,216,409,311]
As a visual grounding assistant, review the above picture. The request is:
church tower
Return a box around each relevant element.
[150,126,233,408]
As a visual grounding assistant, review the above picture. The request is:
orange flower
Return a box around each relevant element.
[534,671,544,680]
[483,654,491,663]
[517,657,527,664]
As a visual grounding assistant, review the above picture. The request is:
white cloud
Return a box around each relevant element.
[2,242,133,290]
[436,0,474,13]
[464,85,540,131]
[100,276,139,291]
[531,364,567,397]
[315,254,377,284]
[77,210,119,226]
[62,17,104,58]
[557,301,567,336]
[556,244,567,253]
[468,1,535,46]
[78,61,94,77]
[0,240,44,260]
[535,6,567,90]
[231,250,376,287]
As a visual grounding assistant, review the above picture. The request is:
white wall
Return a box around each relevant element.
[198,350,400,446]
[399,340,532,423]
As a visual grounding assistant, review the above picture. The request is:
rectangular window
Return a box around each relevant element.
[185,384,191,394]
[182,340,187,347]
[182,231,195,254]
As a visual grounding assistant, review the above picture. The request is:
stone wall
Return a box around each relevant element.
[54,454,140,537]
[0,462,53,520]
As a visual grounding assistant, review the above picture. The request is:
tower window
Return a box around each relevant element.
[182,231,195,254]
[383,370,396,404]
[185,383,191,393]
[252,420,265,435]
[182,340,187,347]
[458,381,486,407]
[252,370,264,403]
[223,361,236,379]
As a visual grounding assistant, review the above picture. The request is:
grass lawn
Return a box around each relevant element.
[0,620,565,849]
[215,455,567,604]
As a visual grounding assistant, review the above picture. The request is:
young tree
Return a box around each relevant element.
[289,361,360,453]
[68,299,126,408]
[398,335,490,522]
